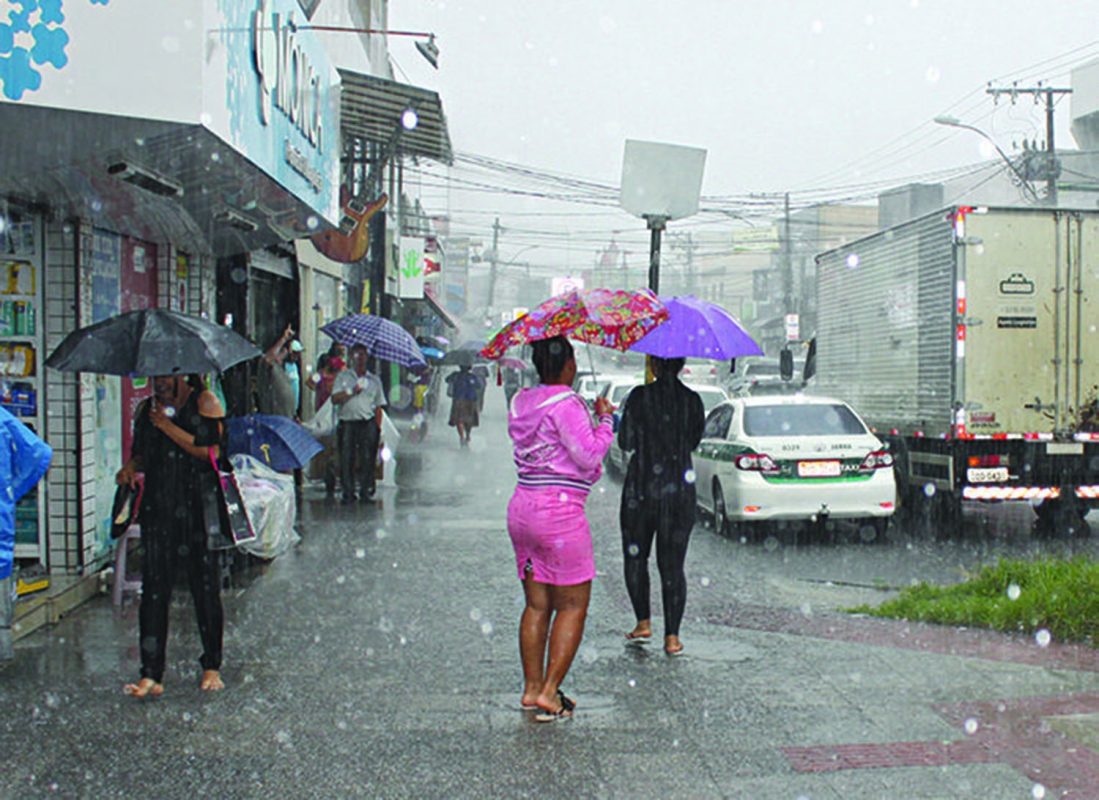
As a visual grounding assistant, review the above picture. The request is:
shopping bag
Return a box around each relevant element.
[206,449,257,547]
[303,398,337,438]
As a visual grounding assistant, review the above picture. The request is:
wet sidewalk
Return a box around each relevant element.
[3,389,1099,798]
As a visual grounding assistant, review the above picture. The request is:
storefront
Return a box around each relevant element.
[0,0,340,580]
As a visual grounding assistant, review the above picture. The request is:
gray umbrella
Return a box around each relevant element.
[46,308,261,376]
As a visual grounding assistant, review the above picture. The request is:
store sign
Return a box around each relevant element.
[398,237,426,299]
[252,0,326,182]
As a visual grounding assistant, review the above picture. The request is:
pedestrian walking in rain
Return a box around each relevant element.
[506,336,615,721]
[306,344,346,497]
[0,407,52,661]
[116,374,228,698]
[331,344,385,504]
[617,356,705,656]
[502,365,522,408]
[446,364,483,447]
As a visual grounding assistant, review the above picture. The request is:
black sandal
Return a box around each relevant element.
[534,689,576,723]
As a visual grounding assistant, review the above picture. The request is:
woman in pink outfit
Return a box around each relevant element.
[506,336,615,722]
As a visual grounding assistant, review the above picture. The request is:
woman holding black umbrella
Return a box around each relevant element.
[116,374,228,698]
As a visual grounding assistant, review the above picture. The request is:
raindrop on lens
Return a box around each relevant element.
[964,717,979,735]
[627,544,640,556]
[700,576,711,587]
[230,267,247,284]
[354,548,366,559]
[469,608,482,621]
[1032,784,1047,799]
[1035,629,1051,648]
[627,678,637,688]
[376,528,387,540]
[684,469,697,485]
[846,253,860,269]
[763,536,780,552]
[164,406,175,418]
[307,215,320,230]
[1007,584,1021,601]
[480,621,493,636]
[336,575,346,585]
[922,482,936,498]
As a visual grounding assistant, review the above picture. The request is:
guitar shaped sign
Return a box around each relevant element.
[311,188,388,263]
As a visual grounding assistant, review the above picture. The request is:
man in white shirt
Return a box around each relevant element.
[331,344,386,504]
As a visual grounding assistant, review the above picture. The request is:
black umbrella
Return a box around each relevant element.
[46,308,261,377]
[439,339,488,366]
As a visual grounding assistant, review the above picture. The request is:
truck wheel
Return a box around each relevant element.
[1033,496,1091,539]
[856,518,889,545]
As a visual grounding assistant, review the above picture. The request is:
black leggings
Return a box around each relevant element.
[620,491,695,637]
[138,523,223,682]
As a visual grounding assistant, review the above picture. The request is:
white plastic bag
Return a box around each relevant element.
[303,398,336,438]
[228,454,301,559]
[379,410,400,488]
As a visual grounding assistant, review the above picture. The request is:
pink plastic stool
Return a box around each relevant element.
[112,524,142,606]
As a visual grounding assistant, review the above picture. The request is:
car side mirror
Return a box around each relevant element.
[780,348,794,381]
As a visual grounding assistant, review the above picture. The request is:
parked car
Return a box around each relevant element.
[693,395,896,542]
[603,382,729,478]
[575,374,609,406]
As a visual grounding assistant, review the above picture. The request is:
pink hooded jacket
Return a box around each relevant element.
[508,385,614,493]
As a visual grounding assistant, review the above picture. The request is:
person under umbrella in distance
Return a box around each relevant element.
[445,364,484,447]
[506,336,615,721]
[617,356,705,656]
[306,343,346,498]
[116,374,228,698]
[331,344,385,504]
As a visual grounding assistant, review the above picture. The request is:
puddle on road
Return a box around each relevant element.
[620,637,758,664]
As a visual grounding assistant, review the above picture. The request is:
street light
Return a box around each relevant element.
[933,115,1041,203]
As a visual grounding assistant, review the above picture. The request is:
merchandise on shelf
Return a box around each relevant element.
[2,261,35,295]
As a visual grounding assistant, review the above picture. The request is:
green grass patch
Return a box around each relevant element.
[849,556,1099,647]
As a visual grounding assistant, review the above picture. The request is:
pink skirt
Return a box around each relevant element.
[506,485,594,586]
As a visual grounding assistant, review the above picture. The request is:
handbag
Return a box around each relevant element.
[206,449,257,548]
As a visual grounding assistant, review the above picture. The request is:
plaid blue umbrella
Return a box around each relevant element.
[320,313,427,368]
[226,414,324,471]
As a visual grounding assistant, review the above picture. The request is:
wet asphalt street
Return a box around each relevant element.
[4,386,1099,798]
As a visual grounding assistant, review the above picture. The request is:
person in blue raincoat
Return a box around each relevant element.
[0,406,53,660]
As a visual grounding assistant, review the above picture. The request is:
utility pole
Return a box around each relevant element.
[987,83,1072,205]
[486,216,501,310]
[782,192,793,312]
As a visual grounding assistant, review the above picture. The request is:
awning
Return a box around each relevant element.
[424,284,459,330]
[339,70,452,164]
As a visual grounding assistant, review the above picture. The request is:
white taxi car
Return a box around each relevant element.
[693,395,896,540]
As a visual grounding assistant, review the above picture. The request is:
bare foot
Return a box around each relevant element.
[123,678,163,699]
[664,636,685,656]
[199,670,224,691]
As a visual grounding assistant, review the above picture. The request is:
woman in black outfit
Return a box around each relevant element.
[116,373,227,698]
[617,357,705,656]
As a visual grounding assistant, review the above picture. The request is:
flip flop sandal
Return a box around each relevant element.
[664,643,686,657]
[535,690,576,723]
[625,631,652,644]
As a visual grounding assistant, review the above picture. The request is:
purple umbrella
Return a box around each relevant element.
[630,295,763,360]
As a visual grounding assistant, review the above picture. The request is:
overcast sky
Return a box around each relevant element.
[387,1,1099,268]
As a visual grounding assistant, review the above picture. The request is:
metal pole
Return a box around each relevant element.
[783,191,792,313]
[1045,88,1058,206]
[487,216,501,308]
[646,215,666,294]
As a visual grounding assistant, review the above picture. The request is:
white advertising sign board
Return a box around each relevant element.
[398,236,426,299]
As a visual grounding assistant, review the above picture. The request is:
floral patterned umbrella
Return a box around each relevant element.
[480,288,668,359]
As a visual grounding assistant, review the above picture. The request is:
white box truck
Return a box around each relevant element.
[814,205,1099,538]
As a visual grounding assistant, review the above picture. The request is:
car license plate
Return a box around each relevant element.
[967,467,1009,483]
[798,460,840,478]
